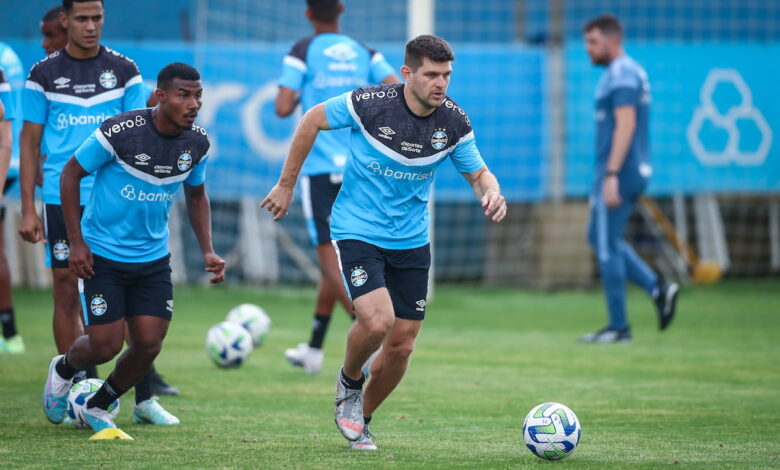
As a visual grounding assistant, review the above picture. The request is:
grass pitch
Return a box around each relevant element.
[1,280,779,469]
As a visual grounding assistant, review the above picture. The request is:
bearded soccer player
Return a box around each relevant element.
[263,35,506,450]
[42,62,224,434]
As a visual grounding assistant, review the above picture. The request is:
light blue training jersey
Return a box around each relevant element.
[74,108,210,263]
[324,84,486,250]
[0,43,24,179]
[593,54,652,195]
[23,46,146,205]
[279,33,395,176]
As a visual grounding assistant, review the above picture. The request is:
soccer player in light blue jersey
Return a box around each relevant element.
[0,43,26,354]
[276,0,399,375]
[42,63,224,434]
[578,15,679,343]
[263,35,506,450]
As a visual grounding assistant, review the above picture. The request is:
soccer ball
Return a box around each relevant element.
[206,321,253,368]
[67,378,120,429]
[226,303,271,346]
[522,402,581,460]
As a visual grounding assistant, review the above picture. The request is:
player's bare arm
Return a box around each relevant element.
[60,157,93,279]
[261,102,331,221]
[0,101,11,198]
[275,86,299,117]
[463,166,506,222]
[18,121,45,243]
[603,105,636,208]
[184,182,225,284]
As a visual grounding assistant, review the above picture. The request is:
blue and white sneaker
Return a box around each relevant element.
[82,405,117,433]
[42,355,72,424]
[133,397,180,426]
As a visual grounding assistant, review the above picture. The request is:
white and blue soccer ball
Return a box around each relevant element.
[206,321,253,368]
[226,303,271,346]
[522,402,581,460]
[67,378,120,429]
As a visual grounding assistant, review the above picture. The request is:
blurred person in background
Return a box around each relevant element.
[276,0,399,375]
[578,14,679,344]
[0,41,26,354]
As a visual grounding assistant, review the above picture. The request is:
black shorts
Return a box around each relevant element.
[0,177,16,220]
[333,239,431,321]
[79,254,173,326]
[301,173,342,246]
[42,203,84,268]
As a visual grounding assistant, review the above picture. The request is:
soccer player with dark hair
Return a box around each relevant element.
[263,34,506,450]
[578,15,679,343]
[40,6,68,55]
[276,0,399,375]
[42,62,224,434]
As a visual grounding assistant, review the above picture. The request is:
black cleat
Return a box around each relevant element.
[149,371,180,396]
[578,326,631,343]
[654,282,680,331]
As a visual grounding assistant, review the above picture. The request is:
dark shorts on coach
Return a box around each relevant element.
[333,239,430,321]
[79,254,173,326]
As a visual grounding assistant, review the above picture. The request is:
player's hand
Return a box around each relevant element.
[19,212,45,243]
[481,189,507,223]
[203,252,226,284]
[69,241,94,279]
[603,177,622,209]
[260,184,294,221]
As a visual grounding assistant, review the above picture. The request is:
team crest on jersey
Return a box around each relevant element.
[177,152,193,171]
[350,267,368,287]
[53,240,70,261]
[99,71,117,89]
[431,129,448,150]
[90,296,108,316]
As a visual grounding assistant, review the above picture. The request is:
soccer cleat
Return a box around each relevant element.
[0,335,25,354]
[133,397,180,426]
[655,282,680,331]
[42,355,73,424]
[334,371,364,441]
[284,343,324,374]
[149,371,180,396]
[578,327,631,343]
[82,405,117,433]
[349,425,378,450]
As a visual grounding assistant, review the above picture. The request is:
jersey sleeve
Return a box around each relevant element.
[610,68,641,108]
[123,70,146,111]
[74,129,115,173]
[449,133,486,174]
[324,92,357,130]
[0,70,15,121]
[278,40,309,92]
[22,67,48,124]
[185,156,208,186]
[369,51,395,84]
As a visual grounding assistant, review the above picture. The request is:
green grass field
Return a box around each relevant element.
[1,280,779,469]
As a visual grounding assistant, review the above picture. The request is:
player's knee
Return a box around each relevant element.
[385,338,415,360]
[92,340,123,363]
[133,339,163,361]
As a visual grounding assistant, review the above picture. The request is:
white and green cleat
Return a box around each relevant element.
[0,335,25,354]
[133,397,180,426]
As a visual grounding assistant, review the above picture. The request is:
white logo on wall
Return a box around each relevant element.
[99,71,117,89]
[687,68,772,166]
[90,296,108,316]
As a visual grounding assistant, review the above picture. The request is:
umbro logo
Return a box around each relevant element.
[415,299,426,312]
[134,153,151,166]
[377,126,395,140]
[54,77,70,89]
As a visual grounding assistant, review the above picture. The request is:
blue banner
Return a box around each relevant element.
[7,40,546,202]
[566,42,780,196]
